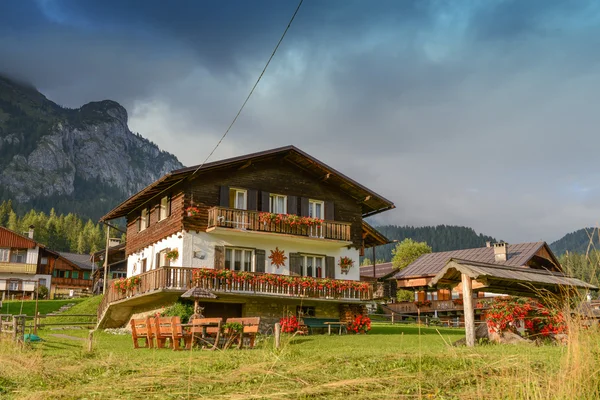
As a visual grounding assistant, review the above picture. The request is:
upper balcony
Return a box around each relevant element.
[206,207,352,242]
[0,263,37,274]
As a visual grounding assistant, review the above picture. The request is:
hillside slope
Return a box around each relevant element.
[550,228,599,256]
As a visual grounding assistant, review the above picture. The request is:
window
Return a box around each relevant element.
[156,249,170,268]
[40,257,48,265]
[141,258,147,273]
[269,194,287,214]
[83,272,90,280]
[8,280,19,291]
[112,272,126,279]
[0,248,9,262]
[39,278,47,288]
[55,270,69,278]
[225,248,253,271]
[158,196,171,221]
[72,271,79,279]
[296,306,315,317]
[309,200,324,219]
[229,188,247,210]
[10,249,27,263]
[140,208,150,231]
[300,254,324,278]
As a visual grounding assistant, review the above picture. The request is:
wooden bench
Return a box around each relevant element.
[226,317,261,348]
[183,317,223,350]
[301,318,344,334]
[154,316,188,350]
[130,317,154,349]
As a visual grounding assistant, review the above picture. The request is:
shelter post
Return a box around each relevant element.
[461,273,475,347]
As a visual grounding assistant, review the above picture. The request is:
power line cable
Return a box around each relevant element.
[192,0,303,175]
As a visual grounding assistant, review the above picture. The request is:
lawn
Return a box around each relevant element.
[0,298,86,316]
[2,320,597,400]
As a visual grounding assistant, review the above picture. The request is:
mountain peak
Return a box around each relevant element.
[79,100,128,125]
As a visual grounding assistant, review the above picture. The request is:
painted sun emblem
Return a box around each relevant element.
[269,247,287,268]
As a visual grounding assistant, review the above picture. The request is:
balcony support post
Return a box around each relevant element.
[461,273,475,347]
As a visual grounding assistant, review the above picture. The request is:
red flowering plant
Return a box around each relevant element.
[452,298,464,306]
[113,276,141,294]
[258,212,324,227]
[280,315,300,333]
[347,315,371,334]
[338,256,354,274]
[185,206,201,217]
[485,296,567,338]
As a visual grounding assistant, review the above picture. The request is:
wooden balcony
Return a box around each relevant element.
[52,277,93,288]
[98,267,372,322]
[386,299,491,314]
[0,262,37,274]
[206,207,352,242]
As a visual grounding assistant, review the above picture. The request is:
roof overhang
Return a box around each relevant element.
[362,221,390,248]
[100,145,395,221]
[429,259,597,297]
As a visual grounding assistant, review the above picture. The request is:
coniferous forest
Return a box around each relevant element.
[0,200,122,254]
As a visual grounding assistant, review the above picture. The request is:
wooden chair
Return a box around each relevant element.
[130,317,154,349]
[153,316,181,349]
[226,317,261,349]
[183,317,223,350]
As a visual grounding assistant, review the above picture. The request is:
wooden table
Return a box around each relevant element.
[324,321,346,335]
[182,321,221,350]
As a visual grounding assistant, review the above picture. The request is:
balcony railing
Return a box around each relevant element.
[0,263,37,274]
[52,277,93,287]
[98,267,372,321]
[386,299,492,314]
[206,207,352,242]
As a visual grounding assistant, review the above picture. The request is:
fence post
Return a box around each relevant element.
[391,312,395,324]
[87,330,94,352]
[274,322,281,349]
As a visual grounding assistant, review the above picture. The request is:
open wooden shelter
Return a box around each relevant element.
[430,258,597,347]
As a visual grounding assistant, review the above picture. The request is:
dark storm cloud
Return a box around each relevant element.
[2,0,600,242]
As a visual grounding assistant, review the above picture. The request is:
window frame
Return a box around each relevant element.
[140,208,150,231]
[158,195,171,221]
[299,254,325,278]
[224,247,254,272]
[269,194,287,214]
[0,248,9,263]
[229,188,248,210]
[156,249,170,268]
[308,199,324,219]
[10,248,27,264]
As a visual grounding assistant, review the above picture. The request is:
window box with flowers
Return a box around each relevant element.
[166,248,179,262]
[258,212,323,228]
[185,206,201,217]
[452,298,464,306]
[414,300,432,308]
[338,256,354,275]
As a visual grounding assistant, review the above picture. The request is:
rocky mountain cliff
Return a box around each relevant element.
[0,75,183,219]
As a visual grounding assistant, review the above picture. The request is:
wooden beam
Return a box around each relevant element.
[462,273,475,347]
[321,173,331,181]
[238,160,252,170]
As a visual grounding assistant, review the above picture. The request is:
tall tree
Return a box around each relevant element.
[391,238,432,271]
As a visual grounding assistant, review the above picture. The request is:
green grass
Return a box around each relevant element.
[40,296,101,327]
[0,298,86,316]
[2,322,597,399]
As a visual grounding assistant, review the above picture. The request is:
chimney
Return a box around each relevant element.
[486,241,491,248]
[109,238,121,248]
[493,242,508,262]
[28,225,35,239]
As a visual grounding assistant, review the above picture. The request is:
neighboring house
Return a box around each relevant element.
[52,252,94,298]
[359,262,397,300]
[97,145,394,329]
[388,241,590,322]
[0,226,56,299]
[91,242,127,293]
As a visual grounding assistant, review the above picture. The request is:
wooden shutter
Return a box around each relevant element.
[325,256,335,278]
[287,196,298,215]
[247,189,258,211]
[167,195,172,217]
[260,191,270,211]
[255,249,266,273]
[300,197,309,216]
[214,246,225,270]
[289,253,303,276]
[219,186,229,207]
[324,201,334,220]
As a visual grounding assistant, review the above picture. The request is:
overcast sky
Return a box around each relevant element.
[2,0,600,243]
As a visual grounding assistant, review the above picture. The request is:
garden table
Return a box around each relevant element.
[182,321,221,350]
[324,321,346,335]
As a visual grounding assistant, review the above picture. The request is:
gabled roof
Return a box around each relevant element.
[0,226,59,256]
[100,145,395,221]
[360,262,395,279]
[58,252,95,270]
[394,242,557,279]
[430,259,596,297]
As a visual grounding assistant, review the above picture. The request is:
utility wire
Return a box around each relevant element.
[192,0,304,175]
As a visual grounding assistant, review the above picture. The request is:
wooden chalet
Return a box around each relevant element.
[0,226,93,299]
[359,262,397,300]
[97,145,394,330]
[91,243,127,294]
[388,241,596,345]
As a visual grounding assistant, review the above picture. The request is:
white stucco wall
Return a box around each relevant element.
[127,232,184,277]
[182,230,361,281]
[0,273,50,292]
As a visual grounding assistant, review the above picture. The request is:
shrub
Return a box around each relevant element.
[160,301,194,323]
[347,315,371,333]
[280,316,299,333]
